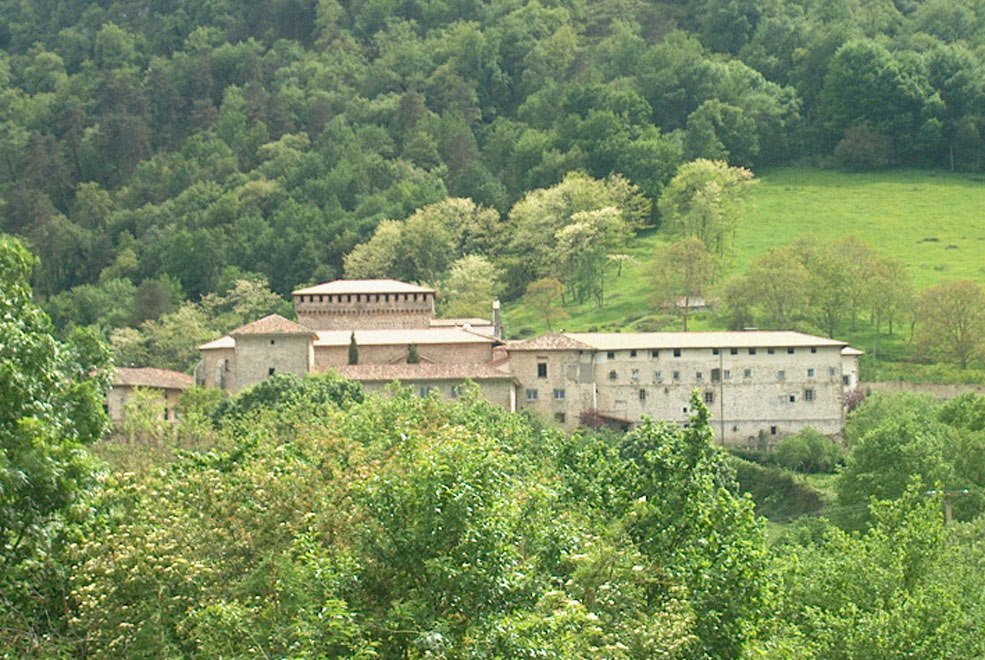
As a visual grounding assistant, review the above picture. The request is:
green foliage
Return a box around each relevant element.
[0,236,110,652]
[774,428,843,474]
[212,371,364,426]
[729,456,827,521]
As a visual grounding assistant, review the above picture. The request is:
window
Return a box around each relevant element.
[639,388,647,401]
[787,347,795,354]
[723,369,731,379]
[704,391,715,404]
[553,388,565,400]
[650,350,660,358]
[743,369,752,378]
[767,347,775,354]
[730,348,739,355]
[712,348,720,355]
[770,425,778,435]
[609,370,618,381]
[789,395,796,403]
[828,367,838,376]
[807,368,816,378]
[683,406,688,413]
[777,370,786,380]
[654,370,663,381]
[419,385,433,397]
[673,348,682,357]
[748,348,757,355]
[673,371,681,380]
[525,388,538,401]
[695,371,703,381]
[270,339,276,345]
[451,385,463,398]
[537,363,548,378]
[268,367,275,375]
[843,375,851,385]
[804,388,815,401]
[811,347,817,354]
[711,368,721,382]
[630,350,637,358]
[607,351,616,360]
[631,368,640,381]
[554,412,566,423]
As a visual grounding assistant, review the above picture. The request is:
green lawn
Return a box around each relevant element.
[504,167,985,346]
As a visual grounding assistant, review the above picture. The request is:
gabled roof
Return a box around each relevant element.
[198,335,235,350]
[429,317,493,327]
[230,314,314,337]
[506,333,595,351]
[114,367,194,390]
[564,331,848,350]
[293,279,434,295]
[314,328,497,347]
[326,363,515,381]
[842,346,865,356]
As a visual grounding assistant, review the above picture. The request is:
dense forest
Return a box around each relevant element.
[3,0,985,341]
[5,234,985,658]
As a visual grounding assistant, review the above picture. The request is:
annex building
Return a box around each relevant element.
[196,278,862,445]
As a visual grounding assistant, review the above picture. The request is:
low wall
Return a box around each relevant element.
[861,381,985,399]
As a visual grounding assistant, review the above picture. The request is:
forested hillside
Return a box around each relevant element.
[3,0,985,334]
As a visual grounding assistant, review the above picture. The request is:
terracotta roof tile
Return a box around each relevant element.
[114,367,194,390]
[230,314,314,336]
[507,333,595,351]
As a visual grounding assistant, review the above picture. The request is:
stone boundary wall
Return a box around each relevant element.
[862,381,985,399]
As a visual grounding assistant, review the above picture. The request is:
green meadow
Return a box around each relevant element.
[504,167,985,349]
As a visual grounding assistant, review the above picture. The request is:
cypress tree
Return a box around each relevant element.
[348,331,359,365]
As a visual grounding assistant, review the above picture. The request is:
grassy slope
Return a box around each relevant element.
[504,167,985,347]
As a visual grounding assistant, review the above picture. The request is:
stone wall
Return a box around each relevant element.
[234,334,312,392]
[862,381,985,399]
[314,342,495,368]
[357,378,515,411]
[294,292,434,330]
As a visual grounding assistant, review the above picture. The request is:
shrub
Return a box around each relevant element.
[833,124,892,171]
[774,428,843,473]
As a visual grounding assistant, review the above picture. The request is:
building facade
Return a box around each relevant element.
[107,367,195,423]
[197,279,862,445]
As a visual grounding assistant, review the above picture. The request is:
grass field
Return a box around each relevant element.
[504,167,985,346]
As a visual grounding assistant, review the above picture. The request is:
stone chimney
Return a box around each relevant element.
[492,299,502,339]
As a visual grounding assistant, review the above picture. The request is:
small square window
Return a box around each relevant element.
[554,412,566,423]
[730,348,739,355]
[630,349,637,358]
[843,375,851,385]
[704,391,715,404]
[553,388,565,400]
[607,351,616,360]
[537,363,548,378]
[743,369,752,378]
[748,348,756,355]
[525,388,538,401]
[767,347,775,354]
[654,370,663,381]
[712,348,720,355]
[609,370,618,381]
[770,425,778,435]
[804,388,815,401]
[711,368,721,382]
[811,347,817,354]
[268,367,275,375]
[420,385,433,397]
[632,368,640,380]
[695,372,703,381]
[651,349,660,358]
[807,368,815,378]
[270,339,276,345]
[787,347,795,354]
[639,388,647,401]
[723,369,731,379]
[789,395,796,403]
[828,367,838,376]
[451,385,463,398]
[673,370,681,380]
[673,349,682,357]
[777,370,786,380]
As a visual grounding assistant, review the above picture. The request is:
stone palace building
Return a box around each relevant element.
[196,278,862,445]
